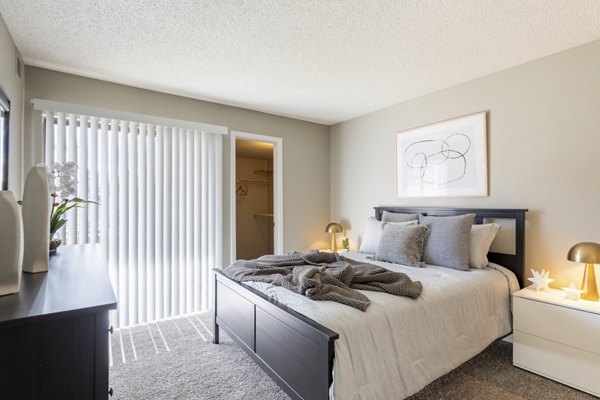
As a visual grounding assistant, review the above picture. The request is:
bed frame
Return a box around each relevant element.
[213,207,527,400]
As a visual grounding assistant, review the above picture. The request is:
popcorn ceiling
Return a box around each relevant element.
[1,0,599,125]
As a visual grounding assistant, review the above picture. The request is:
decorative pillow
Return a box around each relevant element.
[390,220,418,227]
[381,211,419,223]
[359,218,417,254]
[418,214,475,271]
[469,223,502,269]
[359,217,385,254]
[375,224,430,267]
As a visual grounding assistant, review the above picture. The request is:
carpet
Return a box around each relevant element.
[110,313,596,399]
[109,312,288,400]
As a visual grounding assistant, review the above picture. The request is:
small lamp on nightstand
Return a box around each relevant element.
[325,222,343,252]
[567,242,600,301]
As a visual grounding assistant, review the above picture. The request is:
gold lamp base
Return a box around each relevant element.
[330,233,338,252]
[581,263,599,301]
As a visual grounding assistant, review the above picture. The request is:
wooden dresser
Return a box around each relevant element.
[0,244,118,400]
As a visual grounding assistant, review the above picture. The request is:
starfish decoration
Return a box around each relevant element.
[527,268,554,291]
[561,282,583,301]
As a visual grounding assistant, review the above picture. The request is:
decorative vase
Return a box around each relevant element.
[0,191,23,295]
[22,166,50,273]
[50,231,62,254]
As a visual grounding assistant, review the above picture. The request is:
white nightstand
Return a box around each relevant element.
[513,287,600,396]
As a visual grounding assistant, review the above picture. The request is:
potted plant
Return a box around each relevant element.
[340,238,350,252]
[47,162,95,252]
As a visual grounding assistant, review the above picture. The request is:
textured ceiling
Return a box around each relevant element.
[1,1,600,125]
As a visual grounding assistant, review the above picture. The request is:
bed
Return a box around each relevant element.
[213,207,527,399]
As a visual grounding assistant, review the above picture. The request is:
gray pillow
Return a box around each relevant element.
[381,211,419,223]
[375,224,430,267]
[418,214,475,271]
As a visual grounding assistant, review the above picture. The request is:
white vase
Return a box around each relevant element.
[0,191,23,295]
[22,166,50,273]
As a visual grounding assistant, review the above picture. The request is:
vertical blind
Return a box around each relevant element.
[42,109,223,328]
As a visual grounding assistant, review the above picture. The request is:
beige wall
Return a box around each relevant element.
[24,66,330,264]
[0,14,23,193]
[330,40,600,288]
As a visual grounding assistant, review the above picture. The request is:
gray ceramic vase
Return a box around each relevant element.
[0,190,23,295]
[22,166,50,273]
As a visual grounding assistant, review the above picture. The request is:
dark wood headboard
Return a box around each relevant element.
[374,207,528,287]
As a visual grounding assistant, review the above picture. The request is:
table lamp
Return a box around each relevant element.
[567,242,600,301]
[325,222,343,252]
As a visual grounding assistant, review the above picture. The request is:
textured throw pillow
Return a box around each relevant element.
[418,214,475,271]
[359,217,385,254]
[469,223,502,269]
[375,224,430,267]
[359,218,417,254]
[381,211,419,223]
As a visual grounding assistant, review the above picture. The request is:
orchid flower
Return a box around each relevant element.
[44,162,97,240]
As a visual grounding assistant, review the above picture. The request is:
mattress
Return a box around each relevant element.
[243,251,519,400]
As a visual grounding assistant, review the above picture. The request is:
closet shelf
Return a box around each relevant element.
[237,179,272,185]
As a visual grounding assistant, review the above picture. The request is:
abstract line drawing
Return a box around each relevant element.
[396,112,487,198]
[404,133,471,185]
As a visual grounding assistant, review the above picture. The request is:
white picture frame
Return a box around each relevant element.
[396,112,488,198]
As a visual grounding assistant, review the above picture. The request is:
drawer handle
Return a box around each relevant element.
[108,387,114,397]
[109,325,114,334]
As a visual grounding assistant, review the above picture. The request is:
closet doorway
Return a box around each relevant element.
[230,131,283,261]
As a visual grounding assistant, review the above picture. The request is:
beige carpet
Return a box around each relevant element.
[406,340,596,400]
[110,313,596,399]
[109,312,288,400]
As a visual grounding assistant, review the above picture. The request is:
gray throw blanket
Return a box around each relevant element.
[223,251,423,311]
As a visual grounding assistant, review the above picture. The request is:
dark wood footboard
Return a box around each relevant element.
[213,270,339,400]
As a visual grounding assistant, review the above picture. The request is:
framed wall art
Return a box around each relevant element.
[396,112,487,198]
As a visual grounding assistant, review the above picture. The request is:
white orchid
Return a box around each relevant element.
[59,174,75,187]
[47,173,58,193]
[43,162,97,240]
[60,186,77,199]
[62,161,77,176]
[50,162,63,173]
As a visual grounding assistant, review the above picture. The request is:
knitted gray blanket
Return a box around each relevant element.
[223,251,423,311]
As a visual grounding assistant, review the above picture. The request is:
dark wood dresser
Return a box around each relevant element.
[0,244,118,400]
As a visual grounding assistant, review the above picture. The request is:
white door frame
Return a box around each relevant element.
[230,131,283,262]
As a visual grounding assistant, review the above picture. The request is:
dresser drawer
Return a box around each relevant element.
[514,331,600,397]
[513,296,600,354]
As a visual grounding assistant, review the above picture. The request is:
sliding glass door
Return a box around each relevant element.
[42,109,223,328]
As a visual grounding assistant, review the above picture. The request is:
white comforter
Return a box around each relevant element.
[244,252,518,400]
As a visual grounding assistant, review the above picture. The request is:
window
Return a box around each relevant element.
[0,86,9,191]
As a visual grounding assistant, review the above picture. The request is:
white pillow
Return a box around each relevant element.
[359,217,417,254]
[469,223,501,269]
[359,217,384,254]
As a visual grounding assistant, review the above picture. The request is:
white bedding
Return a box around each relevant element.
[244,252,519,400]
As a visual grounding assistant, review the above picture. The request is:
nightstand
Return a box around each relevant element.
[513,287,600,396]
